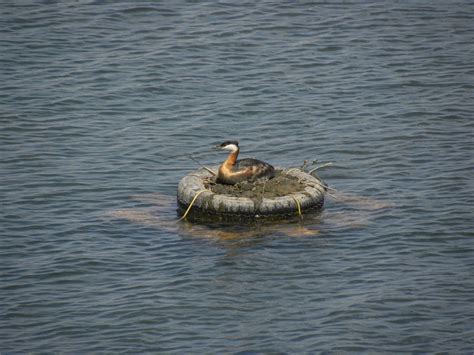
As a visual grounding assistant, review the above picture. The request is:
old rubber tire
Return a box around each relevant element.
[177,166,326,221]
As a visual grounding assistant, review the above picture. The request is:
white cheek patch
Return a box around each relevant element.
[223,144,238,152]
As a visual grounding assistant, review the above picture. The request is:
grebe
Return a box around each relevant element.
[215,140,275,185]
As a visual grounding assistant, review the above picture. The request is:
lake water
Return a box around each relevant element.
[1,0,473,352]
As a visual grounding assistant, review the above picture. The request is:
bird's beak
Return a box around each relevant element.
[214,145,221,150]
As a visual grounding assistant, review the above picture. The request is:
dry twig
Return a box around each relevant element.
[308,162,333,174]
[189,155,217,176]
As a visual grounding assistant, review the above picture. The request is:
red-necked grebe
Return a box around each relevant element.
[215,140,275,185]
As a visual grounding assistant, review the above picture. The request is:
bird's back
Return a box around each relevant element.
[235,158,275,180]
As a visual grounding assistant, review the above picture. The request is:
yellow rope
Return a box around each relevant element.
[290,195,303,219]
[177,189,210,222]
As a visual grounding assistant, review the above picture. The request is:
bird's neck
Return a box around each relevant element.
[224,149,239,167]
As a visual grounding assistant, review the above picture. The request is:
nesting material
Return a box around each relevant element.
[208,170,307,199]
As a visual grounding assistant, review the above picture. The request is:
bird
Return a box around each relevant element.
[215,140,275,185]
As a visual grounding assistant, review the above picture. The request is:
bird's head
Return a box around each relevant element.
[215,140,239,152]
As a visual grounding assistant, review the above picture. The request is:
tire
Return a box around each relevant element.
[177,166,325,222]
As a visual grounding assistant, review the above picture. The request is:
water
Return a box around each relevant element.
[1,0,473,352]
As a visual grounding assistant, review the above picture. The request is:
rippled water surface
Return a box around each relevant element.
[1,1,473,352]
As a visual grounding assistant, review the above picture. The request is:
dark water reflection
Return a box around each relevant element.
[1,0,473,353]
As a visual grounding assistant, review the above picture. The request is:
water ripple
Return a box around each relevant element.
[1,0,473,353]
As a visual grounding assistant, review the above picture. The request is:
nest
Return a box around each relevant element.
[207,170,308,199]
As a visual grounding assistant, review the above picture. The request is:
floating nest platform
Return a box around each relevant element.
[177,166,326,222]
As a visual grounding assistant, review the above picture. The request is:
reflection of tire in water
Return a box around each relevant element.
[177,167,327,222]
[105,191,392,240]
